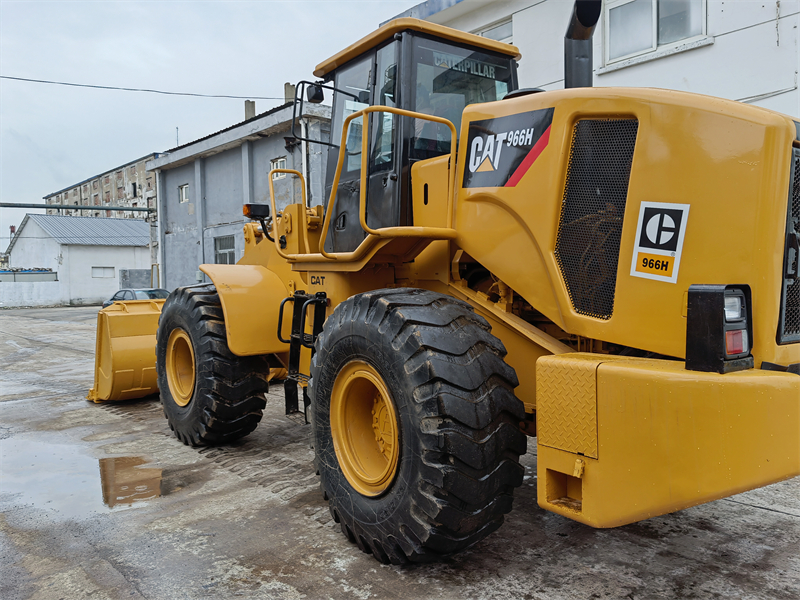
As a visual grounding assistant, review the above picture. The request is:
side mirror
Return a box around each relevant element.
[307,84,324,104]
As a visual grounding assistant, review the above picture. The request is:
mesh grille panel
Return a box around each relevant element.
[781,151,800,340]
[792,152,800,224]
[555,119,639,319]
[785,280,800,337]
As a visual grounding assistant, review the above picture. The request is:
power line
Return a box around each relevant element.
[0,75,285,100]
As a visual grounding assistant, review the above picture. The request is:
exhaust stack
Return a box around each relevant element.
[564,0,602,88]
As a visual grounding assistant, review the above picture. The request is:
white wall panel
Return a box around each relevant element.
[595,16,797,106]
[708,0,798,37]
[514,0,574,87]
[429,0,799,118]
[751,88,800,118]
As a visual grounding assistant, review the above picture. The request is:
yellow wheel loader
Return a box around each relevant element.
[89,0,800,564]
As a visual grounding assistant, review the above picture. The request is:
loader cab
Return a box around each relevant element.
[315,19,520,253]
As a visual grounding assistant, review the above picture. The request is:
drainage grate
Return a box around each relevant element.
[555,119,639,320]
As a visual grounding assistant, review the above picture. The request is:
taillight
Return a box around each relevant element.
[686,284,754,373]
[725,329,747,355]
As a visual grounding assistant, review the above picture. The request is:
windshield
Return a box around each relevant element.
[412,37,515,160]
[134,290,169,300]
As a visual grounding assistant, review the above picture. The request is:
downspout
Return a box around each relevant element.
[154,168,164,288]
[564,0,602,88]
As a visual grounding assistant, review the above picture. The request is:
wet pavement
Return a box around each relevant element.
[1,305,799,600]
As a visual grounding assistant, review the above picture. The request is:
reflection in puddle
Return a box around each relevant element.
[0,434,161,520]
[99,456,162,507]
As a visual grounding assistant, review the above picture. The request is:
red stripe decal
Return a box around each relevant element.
[504,125,552,188]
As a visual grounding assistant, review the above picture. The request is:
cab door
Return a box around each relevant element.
[323,53,373,254]
[323,41,403,254]
[365,42,401,236]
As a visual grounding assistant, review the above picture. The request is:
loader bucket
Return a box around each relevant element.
[87,300,165,403]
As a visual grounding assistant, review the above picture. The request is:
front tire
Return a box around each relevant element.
[156,284,269,446]
[310,288,527,564]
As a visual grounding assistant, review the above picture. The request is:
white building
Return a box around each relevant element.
[391,0,799,117]
[1,214,150,307]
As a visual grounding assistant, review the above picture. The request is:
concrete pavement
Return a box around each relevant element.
[1,306,799,599]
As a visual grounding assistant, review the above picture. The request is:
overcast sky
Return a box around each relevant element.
[0,0,420,250]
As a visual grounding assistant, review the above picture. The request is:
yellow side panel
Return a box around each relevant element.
[200,264,290,357]
[454,87,799,367]
[536,354,599,458]
[411,155,450,229]
[87,300,164,402]
[536,355,800,528]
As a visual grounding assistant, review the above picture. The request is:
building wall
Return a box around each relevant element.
[160,162,199,288]
[0,280,66,308]
[157,113,330,290]
[4,219,150,306]
[416,0,799,117]
[44,154,158,219]
[65,245,150,305]
[7,220,63,271]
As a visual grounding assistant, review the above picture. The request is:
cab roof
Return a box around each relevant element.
[313,17,521,78]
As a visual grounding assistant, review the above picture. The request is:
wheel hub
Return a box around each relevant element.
[165,328,195,407]
[330,360,399,497]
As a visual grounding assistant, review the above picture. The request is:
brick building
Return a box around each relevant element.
[44,153,160,219]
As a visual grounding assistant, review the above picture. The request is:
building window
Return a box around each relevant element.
[93,194,100,206]
[93,180,98,190]
[214,235,236,264]
[132,182,137,197]
[104,176,110,185]
[179,184,189,203]
[92,266,115,278]
[477,20,512,44]
[271,157,287,180]
[605,0,704,63]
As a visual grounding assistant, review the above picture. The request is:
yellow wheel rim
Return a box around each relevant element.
[330,360,399,497]
[166,328,195,407]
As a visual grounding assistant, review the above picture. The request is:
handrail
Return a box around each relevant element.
[318,106,458,260]
[267,168,313,261]
[266,106,458,263]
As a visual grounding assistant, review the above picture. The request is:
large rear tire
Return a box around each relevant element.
[156,284,269,446]
[309,288,527,564]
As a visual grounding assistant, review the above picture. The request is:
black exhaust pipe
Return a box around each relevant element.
[564,0,602,88]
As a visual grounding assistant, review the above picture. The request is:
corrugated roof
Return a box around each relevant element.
[24,214,149,247]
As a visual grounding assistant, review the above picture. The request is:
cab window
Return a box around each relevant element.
[411,37,514,159]
[370,42,398,170]
[330,55,372,174]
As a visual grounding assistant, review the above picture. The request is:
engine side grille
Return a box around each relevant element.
[778,148,800,343]
[555,119,639,320]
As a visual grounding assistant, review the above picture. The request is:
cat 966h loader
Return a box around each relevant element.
[90,0,800,564]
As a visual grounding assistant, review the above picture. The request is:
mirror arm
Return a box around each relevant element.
[290,80,360,149]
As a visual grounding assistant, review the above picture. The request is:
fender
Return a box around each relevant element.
[200,264,290,356]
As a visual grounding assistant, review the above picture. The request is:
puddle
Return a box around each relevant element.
[0,435,161,520]
[99,456,161,507]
